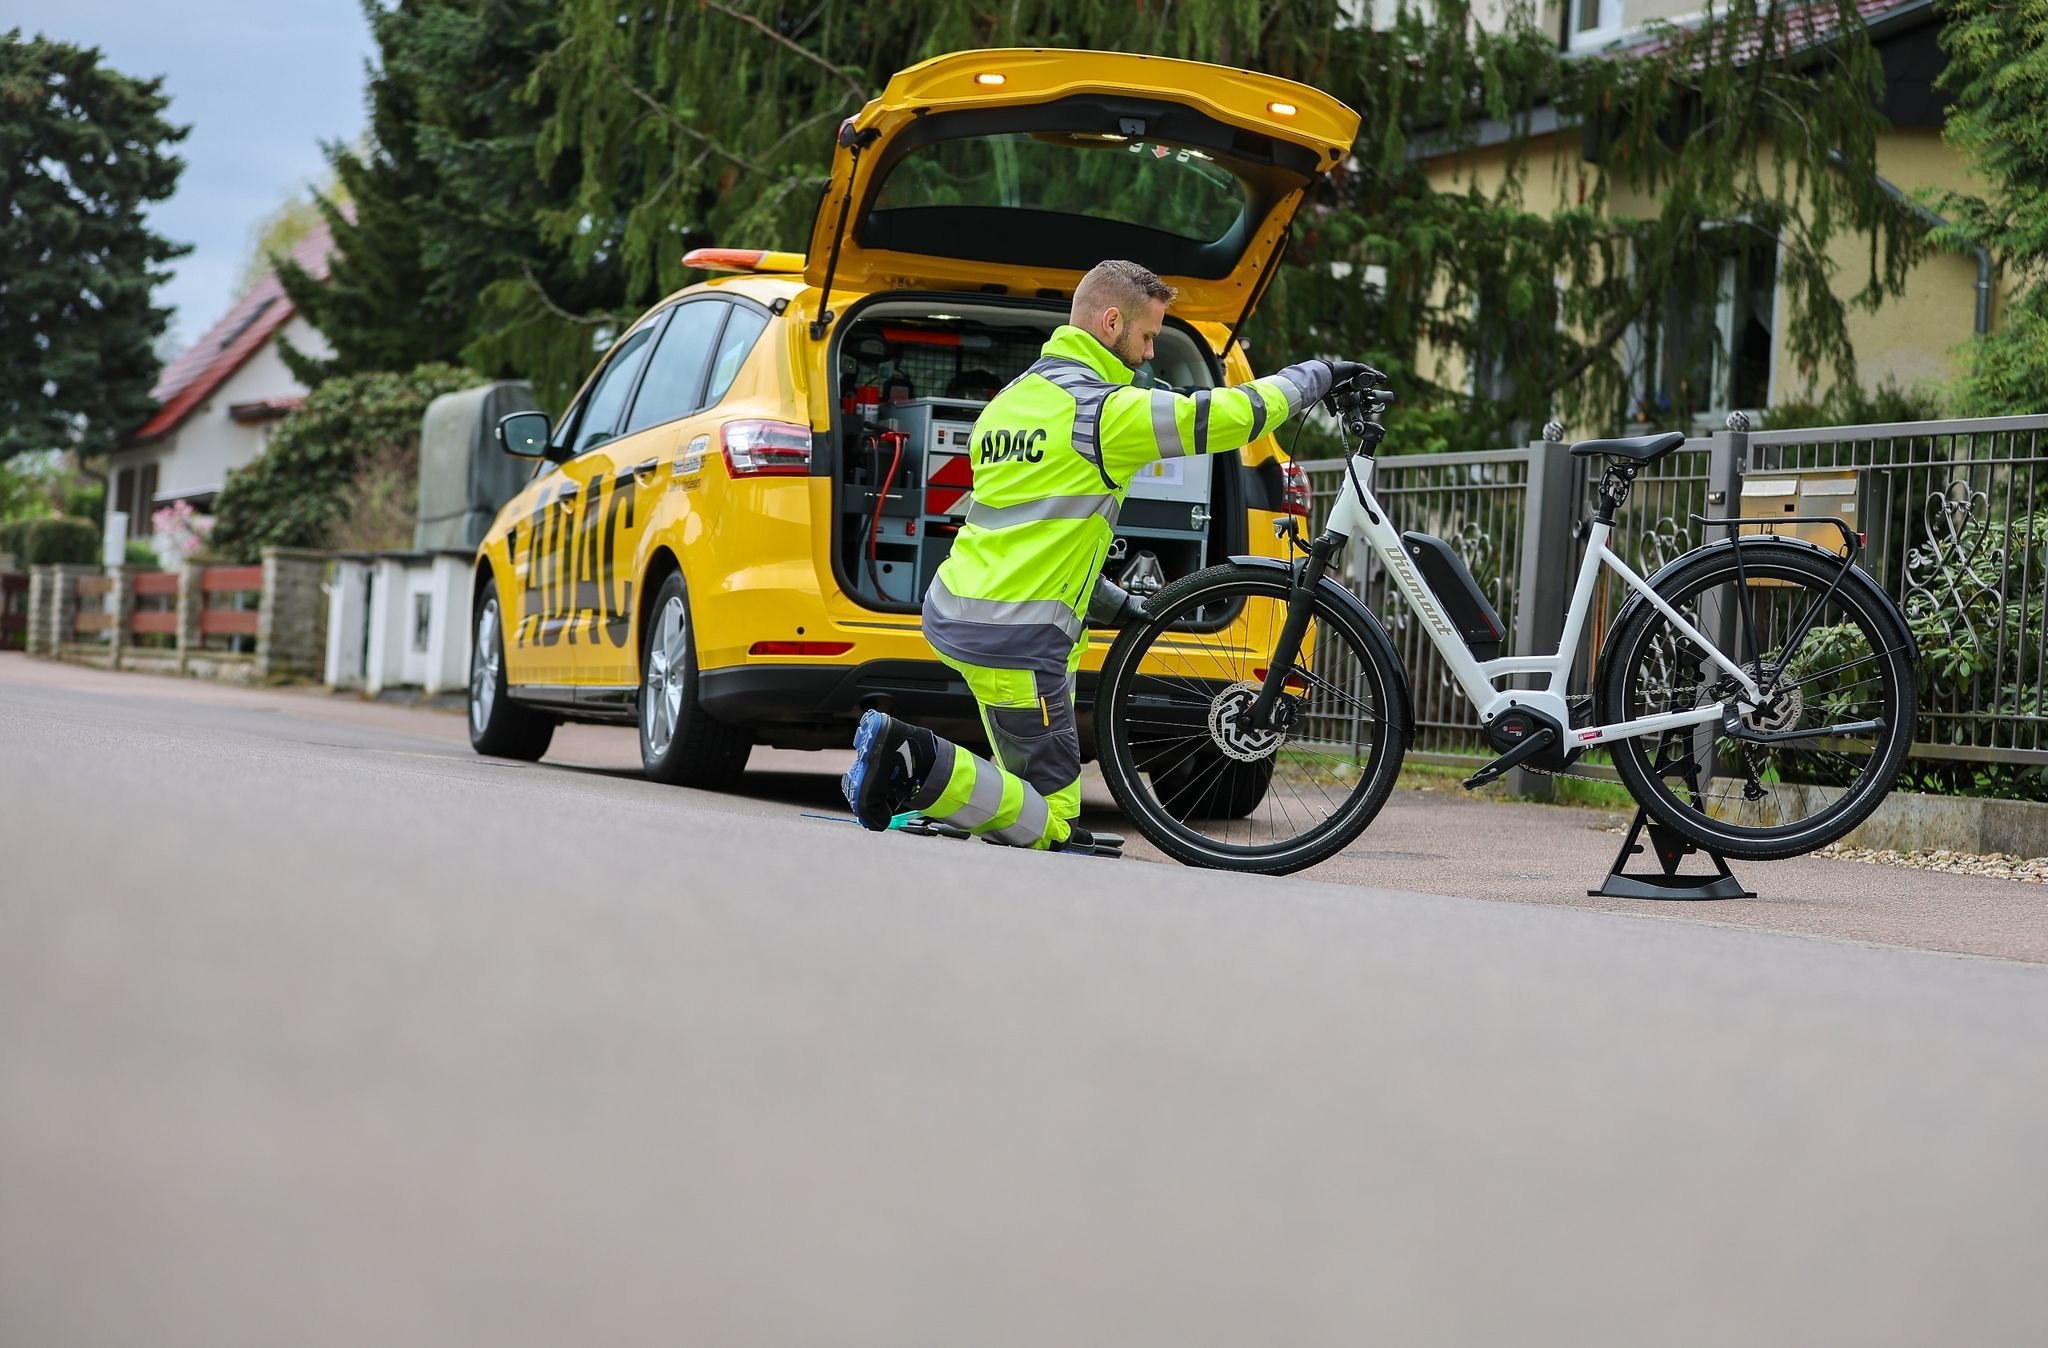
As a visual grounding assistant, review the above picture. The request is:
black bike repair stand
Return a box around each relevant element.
[1590,756,1755,901]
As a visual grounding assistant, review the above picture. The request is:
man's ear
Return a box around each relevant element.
[1102,305,1121,336]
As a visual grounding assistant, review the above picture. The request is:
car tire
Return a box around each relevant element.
[640,570,752,788]
[469,578,555,761]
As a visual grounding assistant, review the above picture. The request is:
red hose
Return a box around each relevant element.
[867,430,906,599]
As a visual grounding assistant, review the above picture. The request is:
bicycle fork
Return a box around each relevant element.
[1244,529,1344,732]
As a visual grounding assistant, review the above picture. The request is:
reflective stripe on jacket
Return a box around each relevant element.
[923,324,1332,674]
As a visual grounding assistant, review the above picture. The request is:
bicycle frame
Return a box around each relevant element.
[1317,450,1766,749]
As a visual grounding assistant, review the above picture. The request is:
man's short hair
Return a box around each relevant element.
[1072,260,1178,327]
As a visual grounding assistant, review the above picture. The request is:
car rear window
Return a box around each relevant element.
[870,131,1248,244]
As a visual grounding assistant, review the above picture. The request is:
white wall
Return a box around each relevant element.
[150,316,332,502]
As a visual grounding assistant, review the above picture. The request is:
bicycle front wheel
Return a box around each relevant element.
[1601,539,1916,860]
[1095,563,1408,875]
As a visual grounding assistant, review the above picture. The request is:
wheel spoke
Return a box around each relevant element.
[1611,551,1909,858]
[1097,571,1399,873]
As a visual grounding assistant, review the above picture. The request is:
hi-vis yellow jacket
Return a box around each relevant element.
[923,324,1334,674]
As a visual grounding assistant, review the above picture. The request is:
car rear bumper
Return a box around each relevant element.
[699,659,1106,748]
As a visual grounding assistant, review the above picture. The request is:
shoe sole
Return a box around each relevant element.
[841,710,894,831]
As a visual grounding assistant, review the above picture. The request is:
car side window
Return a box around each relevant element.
[570,324,658,455]
[705,307,770,406]
[624,301,727,434]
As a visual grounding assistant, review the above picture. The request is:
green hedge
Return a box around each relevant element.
[0,516,100,565]
[210,364,480,562]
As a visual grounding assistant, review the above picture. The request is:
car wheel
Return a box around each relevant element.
[469,579,555,761]
[640,570,751,788]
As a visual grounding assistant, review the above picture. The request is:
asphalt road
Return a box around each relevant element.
[3,653,2046,1346]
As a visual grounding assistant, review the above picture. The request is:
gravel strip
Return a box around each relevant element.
[1815,844,2048,885]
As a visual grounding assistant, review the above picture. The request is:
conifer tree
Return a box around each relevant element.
[502,0,1922,440]
[0,31,188,461]
[276,0,589,386]
[285,1,1929,445]
[1924,0,2048,414]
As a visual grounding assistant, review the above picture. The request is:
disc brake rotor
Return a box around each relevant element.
[1209,680,1293,763]
[1697,662,1805,734]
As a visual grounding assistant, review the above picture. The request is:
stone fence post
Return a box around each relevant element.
[37,563,102,658]
[256,547,331,680]
[26,566,52,656]
[108,566,140,670]
[176,560,205,673]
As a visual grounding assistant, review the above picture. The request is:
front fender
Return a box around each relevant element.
[1227,554,1414,733]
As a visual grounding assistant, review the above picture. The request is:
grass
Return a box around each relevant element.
[1393,759,1638,811]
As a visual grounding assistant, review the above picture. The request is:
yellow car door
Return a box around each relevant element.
[571,298,735,690]
[503,319,661,690]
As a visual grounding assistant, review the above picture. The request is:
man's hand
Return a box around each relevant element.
[1321,358,1377,392]
[1318,359,1389,415]
[1088,576,1150,629]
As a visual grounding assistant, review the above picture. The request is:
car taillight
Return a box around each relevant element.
[1281,460,1312,517]
[722,420,813,477]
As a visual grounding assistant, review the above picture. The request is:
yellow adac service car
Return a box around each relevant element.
[468,49,1361,791]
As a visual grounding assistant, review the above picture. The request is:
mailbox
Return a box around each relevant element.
[1739,471,1857,556]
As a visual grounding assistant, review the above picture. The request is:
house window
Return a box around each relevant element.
[1571,0,1624,47]
[1635,236,1776,424]
[115,464,160,537]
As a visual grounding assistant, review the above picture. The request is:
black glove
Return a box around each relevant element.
[1087,576,1150,629]
[1319,359,1389,416]
[1321,358,1375,394]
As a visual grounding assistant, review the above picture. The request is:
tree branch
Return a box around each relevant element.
[1541,272,1659,402]
[521,260,612,327]
[600,50,789,183]
[700,0,871,105]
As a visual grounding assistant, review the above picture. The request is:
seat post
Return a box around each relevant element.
[1593,463,1637,525]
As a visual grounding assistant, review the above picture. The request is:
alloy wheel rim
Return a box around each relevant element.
[471,599,499,732]
[644,595,686,757]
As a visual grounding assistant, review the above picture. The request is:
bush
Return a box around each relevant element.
[0,516,101,565]
[1760,378,1949,431]
[123,540,160,569]
[209,364,481,563]
[64,480,106,522]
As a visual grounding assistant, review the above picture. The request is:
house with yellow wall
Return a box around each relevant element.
[1411,0,1995,430]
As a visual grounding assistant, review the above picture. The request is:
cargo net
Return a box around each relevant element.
[843,325,1049,406]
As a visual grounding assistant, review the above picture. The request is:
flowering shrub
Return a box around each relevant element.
[149,498,214,566]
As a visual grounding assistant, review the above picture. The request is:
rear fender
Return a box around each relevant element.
[1600,535,1919,689]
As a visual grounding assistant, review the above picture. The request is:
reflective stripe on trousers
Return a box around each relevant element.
[907,650,1083,849]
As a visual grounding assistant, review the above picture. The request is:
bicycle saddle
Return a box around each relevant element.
[1567,431,1686,464]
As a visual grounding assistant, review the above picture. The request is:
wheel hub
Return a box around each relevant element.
[1700,662,1804,735]
[1208,680,1293,763]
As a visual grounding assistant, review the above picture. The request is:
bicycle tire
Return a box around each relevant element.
[1095,563,1409,875]
[1600,539,1916,860]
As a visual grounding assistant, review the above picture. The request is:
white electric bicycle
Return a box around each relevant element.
[1094,371,1918,875]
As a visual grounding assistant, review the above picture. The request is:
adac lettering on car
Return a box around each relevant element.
[977,427,1046,465]
[507,473,636,649]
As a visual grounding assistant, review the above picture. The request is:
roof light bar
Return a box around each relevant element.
[682,247,806,274]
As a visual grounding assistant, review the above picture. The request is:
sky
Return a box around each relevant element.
[11,0,375,352]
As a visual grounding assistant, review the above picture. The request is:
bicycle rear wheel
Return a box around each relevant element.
[1601,539,1916,860]
[1094,563,1408,875]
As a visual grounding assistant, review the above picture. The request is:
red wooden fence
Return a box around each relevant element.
[130,571,180,637]
[198,565,262,639]
[70,576,113,636]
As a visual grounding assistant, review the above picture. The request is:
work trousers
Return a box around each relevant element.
[906,647,1083,850]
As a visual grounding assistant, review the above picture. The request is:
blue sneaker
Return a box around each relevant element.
[841,710,932,831]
